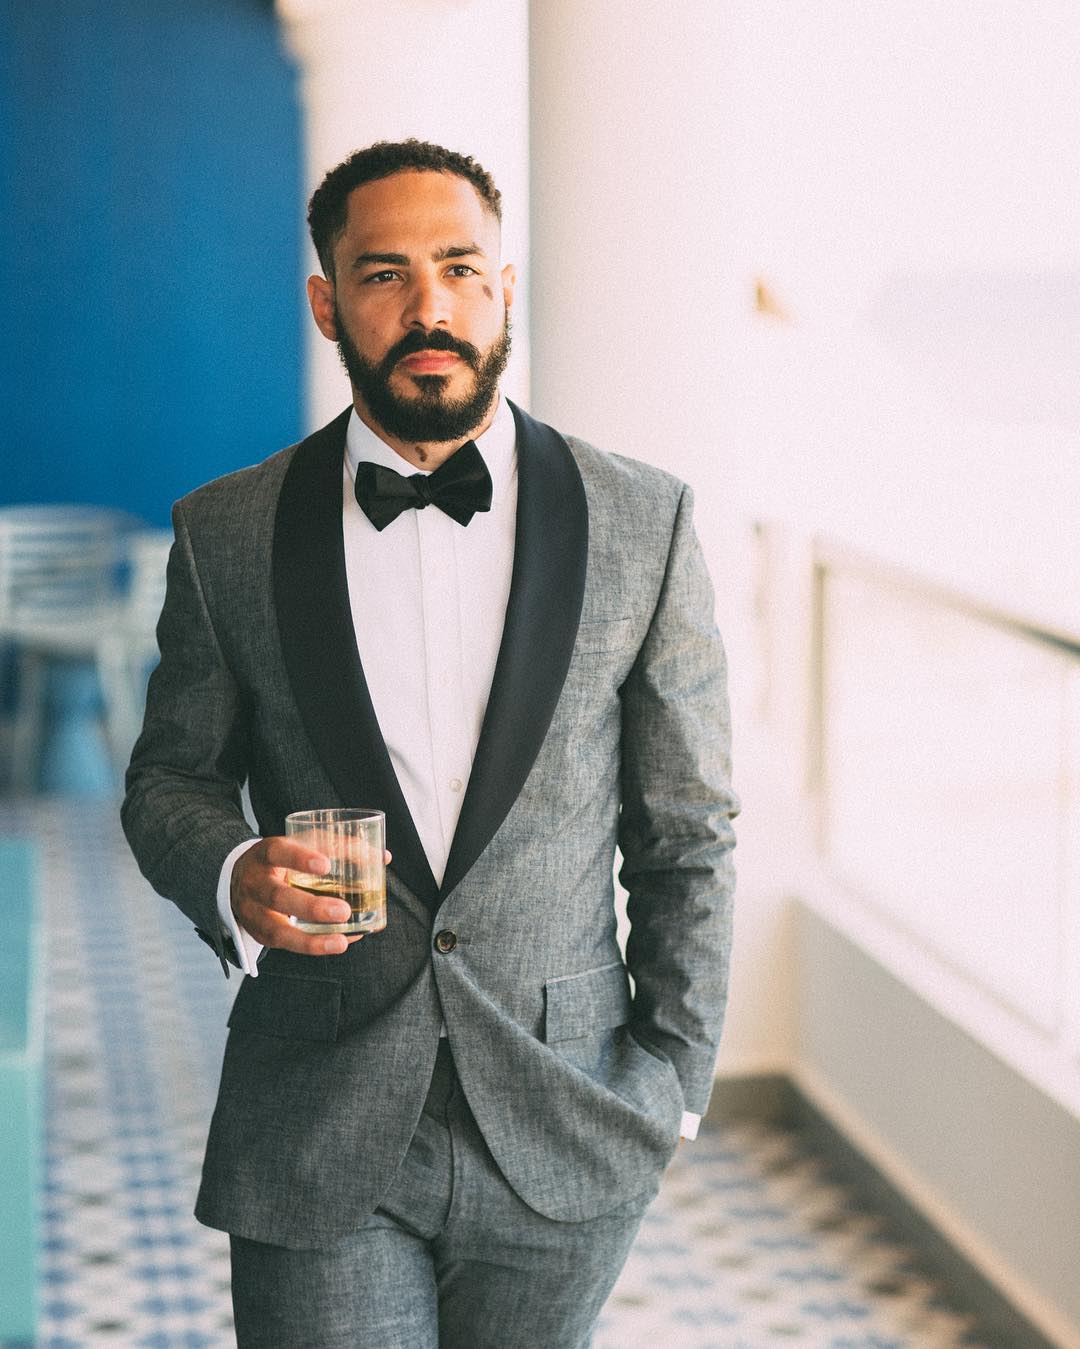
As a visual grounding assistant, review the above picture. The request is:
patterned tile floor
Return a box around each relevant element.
[2,799,995,1348]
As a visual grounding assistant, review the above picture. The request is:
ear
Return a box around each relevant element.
[500,262,516,314]
[307,274,338,341]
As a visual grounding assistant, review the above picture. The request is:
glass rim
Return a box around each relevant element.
[285,807,384,826]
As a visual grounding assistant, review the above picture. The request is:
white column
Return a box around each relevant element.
[528,1,739,490]
[277,0,530,430]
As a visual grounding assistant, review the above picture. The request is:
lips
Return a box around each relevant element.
[399,352,461,374]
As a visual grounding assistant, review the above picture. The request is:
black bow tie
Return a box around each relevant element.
[353,440,493,531]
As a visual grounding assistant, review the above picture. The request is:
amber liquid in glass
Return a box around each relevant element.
[289,874,387,934]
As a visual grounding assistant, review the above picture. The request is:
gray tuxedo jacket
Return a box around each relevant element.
[122,401,738,1250]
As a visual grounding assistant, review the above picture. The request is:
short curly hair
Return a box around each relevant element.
[307,139,502,279]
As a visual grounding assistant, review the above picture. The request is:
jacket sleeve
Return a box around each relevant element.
[617,483,739,1115]
[121,498,258,974]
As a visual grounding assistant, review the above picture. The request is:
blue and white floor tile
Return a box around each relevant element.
[595,1125,984,1348]
[2,800,992,1347]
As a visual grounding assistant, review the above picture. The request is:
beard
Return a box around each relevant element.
[334,305,512,443]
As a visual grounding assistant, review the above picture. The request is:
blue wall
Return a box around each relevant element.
[0,0,303,526]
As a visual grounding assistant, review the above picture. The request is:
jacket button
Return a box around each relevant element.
[434,929,457,954]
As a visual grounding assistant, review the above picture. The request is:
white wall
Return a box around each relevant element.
[722,0,1080,637]
[720,0,1080,1088]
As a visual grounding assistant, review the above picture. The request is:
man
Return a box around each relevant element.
[123,139,738,1348]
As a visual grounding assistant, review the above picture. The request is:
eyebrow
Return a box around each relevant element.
[349,242,487,270]
[435,242,486,261]
[351,252,408,269]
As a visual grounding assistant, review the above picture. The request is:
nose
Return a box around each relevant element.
[401,274,450,332]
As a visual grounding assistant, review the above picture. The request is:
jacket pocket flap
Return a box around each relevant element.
[545,962,631,1042]
[227,972,342,1042]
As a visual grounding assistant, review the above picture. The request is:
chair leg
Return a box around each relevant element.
[11,648,46,794]
[96,636,139,784]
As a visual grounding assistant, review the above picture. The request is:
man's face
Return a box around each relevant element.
[310,170,515,444]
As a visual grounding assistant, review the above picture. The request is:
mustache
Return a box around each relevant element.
[384,328,482,370]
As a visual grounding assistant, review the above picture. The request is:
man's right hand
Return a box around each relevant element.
[230,836,358,956]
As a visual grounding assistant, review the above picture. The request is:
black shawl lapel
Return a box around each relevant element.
[272,408,439,909]
[440,402,588,899]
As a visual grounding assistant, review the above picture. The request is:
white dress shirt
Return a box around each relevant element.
[213,396,699,1139]
[343,396,518,883]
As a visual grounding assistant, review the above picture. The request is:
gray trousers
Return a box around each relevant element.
[230,1040,650,1348]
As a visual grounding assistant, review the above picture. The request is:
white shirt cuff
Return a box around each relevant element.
[216,838,264,977]
[679,1111,702,1141]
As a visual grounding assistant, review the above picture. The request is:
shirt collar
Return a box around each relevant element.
[344,393,516,501]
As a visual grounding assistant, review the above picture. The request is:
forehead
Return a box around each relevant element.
[339,170,499,254]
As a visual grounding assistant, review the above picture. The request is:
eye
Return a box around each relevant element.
[447,264,478,277]
[363,270,401,285]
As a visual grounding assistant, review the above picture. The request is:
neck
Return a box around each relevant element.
[352,392,500,470]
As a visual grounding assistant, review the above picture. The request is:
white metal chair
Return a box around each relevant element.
[103,527,174,760]
[0,506,129,792]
